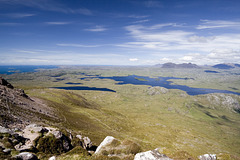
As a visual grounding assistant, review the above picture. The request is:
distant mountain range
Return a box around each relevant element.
[155,62,240,69]
[157,62,201,68]
[212,63,240,69]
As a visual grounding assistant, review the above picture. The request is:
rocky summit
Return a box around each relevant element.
[0,77,14,89]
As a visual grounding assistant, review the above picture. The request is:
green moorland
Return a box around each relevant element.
[2,66,240,159]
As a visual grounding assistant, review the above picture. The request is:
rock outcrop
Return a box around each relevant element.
[0,77,14,89]
[95,136,141,159]
[76,135,92,150]
[0,124,232,160]
[0,124,73,159]
[198,154,217,160]
[134,148,172,160]
[147,87,168,95]
[206,93,240,113]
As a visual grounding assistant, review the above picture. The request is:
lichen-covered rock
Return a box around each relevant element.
[36,131,72,154]
[198,154,216,160]
[134,148,172,160]
[62,136,72,151]
[15,152,39,160]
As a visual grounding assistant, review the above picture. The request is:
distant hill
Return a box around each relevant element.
[234,64,240,67]
[212,63,240,69]
[160,62,200,68]
[161,62,177,68]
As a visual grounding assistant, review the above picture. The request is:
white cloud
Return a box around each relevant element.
[132,19,149,24]
[207,49,240,60]
[57,43,101,47]
[129,58,139,62]
[0,49,128,65]
[15,50,39,54]
[124,24,240,52]
[0,23,22,26]
[0,13,35,18]
[176,50,240,65]
[70,8,92,15]
[125,25,193,43]
[197,20,240,29]
[45,21,72,25]
[85,25,107,32]
[188,35,215,43]
[128,15,149,19]
[144,0,162,8]
[149,23,181,29]
[180,56,193,61]
[0,0,92,15]
[121,22,240,65]
[161,58,171,61]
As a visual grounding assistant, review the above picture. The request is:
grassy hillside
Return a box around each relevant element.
[2,66,240,159]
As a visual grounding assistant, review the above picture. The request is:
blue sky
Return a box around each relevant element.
[0,0,240,65]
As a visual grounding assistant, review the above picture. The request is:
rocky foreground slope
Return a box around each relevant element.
[0,123,219,160]
[0,77,58,129]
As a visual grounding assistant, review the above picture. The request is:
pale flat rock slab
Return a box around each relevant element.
[15,124,48,151]
[15,140,32,151]
[15,124,45,151]
[22,124,46,142]
[15,152,39,160]
[134,148,172,160]
[95,136,115,154]
[48,156,56,160]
